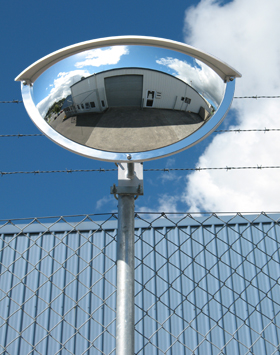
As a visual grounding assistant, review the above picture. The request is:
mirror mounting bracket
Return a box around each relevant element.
[224,76,235,83]
[22,80,33,87]
[110,163,144,199]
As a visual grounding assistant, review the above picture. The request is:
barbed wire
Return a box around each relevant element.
[1,128,280,138]
[0,100,22,103]
[1,165,280,176]
[0,133,44,137]
[214,128,280,132]
[1,96,280,104]
[0,168,117,176]
[146,166,280,171]
[233,95,280,99]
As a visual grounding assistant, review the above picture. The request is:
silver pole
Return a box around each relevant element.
[111,162,143,355]
[116,194,135,355]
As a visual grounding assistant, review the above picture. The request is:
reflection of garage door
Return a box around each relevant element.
[105,75,143,107]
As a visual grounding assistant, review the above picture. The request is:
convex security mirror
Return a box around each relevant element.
[16,36,241,162]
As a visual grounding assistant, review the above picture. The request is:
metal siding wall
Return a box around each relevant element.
[0,215,280,354]
[104,75,143,107]
[142,72,210,113]
[0,228,117,355]
[72,68,210,114]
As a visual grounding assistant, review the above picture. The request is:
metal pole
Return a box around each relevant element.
[116,194,135,355]
[111,162,143,355]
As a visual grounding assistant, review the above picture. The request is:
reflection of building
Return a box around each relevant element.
[49,68,214,153]
[61,95,75,115]
[65,68,211,119]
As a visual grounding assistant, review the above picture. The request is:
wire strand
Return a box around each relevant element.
[1,166,280,176]
[145,166,280,171]
[1,96,280,103]
[0,168,117,175]
[0,100,23,103]
[233,95,280,99]
[214,128,280,132]
[1,128,280,138]
[0,134,44,137]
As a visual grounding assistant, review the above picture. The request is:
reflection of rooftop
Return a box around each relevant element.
[50,107,205,152]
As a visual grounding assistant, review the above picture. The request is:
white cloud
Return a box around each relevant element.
[158,171,182,184]
[166,158,176,168]
[74,46,129,68]
[36,70,90,117]
[156,158,183,184]
[96,195,115,210]
[137,194,180,214]
[156,57,224,107]
[182,0,280,212]
[157,193,180,213]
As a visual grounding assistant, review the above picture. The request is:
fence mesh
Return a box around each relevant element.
[0,212,280,354]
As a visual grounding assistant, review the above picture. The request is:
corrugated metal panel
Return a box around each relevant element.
[72,68,210,114]
[0,213,280,354]
[104,75,143,107]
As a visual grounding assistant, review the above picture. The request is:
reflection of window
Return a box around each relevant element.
[85,103,90,109]
[146,90,155,107]
[181,97,191,104]
[77,105,80,109]
[81,104,84,109]
[90,101,95,108]
[147,91,154,99]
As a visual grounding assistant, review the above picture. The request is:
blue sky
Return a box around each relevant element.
[1,0,280,219]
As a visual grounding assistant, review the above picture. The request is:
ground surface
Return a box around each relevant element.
[50,107,205,152]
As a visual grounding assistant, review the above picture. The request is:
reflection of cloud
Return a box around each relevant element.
[75,46,129,68]
[36,70,89,117]
[156,57,224,108]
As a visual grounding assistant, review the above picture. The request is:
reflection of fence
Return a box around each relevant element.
[0,212,280,354]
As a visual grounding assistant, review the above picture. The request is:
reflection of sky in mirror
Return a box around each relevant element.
[157,57,225,108]
[33,45,224,117]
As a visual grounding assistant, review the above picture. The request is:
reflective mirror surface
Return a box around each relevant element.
[18,37,240,161]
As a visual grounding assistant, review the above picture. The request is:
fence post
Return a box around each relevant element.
[116,194,135,354]
[111,163,143,355]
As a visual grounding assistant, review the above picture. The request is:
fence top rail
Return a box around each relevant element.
[0,212,279,234]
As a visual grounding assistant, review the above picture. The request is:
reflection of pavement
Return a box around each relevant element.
[50,112,95,144]
[50,108,204,152]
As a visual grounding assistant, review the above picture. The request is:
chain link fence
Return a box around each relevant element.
[0,212,280,354]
